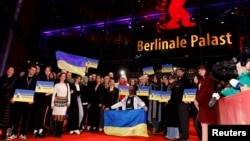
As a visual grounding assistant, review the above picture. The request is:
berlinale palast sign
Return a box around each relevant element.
[137,33,233,52]
[137,0,233,52]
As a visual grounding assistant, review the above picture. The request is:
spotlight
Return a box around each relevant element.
[221,21,224,24]
[120,70,125,75]
[205,17,209,20]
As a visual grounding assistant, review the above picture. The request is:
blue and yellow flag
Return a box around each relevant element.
[104,109,149,137]
[55,51,87,76]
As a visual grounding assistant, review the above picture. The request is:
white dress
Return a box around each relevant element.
[51,83,71,115]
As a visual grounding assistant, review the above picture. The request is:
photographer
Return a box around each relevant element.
[239,59,250,91]
[221,61,250,96]
[216,47,250,96]
[246,59,250,71]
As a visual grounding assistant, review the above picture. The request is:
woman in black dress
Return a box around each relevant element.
[0,67,18,140]
[103,78,119,110]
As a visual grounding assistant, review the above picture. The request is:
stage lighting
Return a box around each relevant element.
[120,70,125,75]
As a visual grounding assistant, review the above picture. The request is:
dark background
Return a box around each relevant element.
[1,0,250,77]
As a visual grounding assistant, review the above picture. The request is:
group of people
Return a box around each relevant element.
[0,58,250,141]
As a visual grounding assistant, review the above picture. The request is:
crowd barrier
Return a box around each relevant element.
[218,89,250,124]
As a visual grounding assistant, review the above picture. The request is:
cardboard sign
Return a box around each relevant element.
[159,90,171,102]
[13,89,35,102]
[161,64,173,73]
[118,86,129,96]
[183,88,197,102]
[149,90,161,101]
[142,66,154,75]
[136,86,150,96]
[35,81,54,93]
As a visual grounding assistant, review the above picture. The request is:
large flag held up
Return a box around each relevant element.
[104,109,149,137]
[55,51,87,76]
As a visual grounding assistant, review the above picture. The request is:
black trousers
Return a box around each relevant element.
[87,106,101,128]
[12,102,32,135]
[177,103,189,140]
[32,96,48,130]
[194,113,202,140]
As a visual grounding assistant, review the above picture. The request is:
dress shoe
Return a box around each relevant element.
[33,132,39,138]
[74,130,80,134]
[38,132,45,138]
[177,138,188,141]
[163,137,174,140]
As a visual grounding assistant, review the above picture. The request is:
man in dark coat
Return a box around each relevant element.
[7,64,37,140]
[175,68,192,141]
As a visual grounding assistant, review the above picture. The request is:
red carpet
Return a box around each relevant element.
[1,119,199,141]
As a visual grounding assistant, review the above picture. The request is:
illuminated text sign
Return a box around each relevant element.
[137,33,232,52]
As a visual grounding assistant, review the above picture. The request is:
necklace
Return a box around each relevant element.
[26,77,33,88]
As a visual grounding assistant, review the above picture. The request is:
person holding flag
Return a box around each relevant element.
[106,85,147,111]
[104,85,148,137]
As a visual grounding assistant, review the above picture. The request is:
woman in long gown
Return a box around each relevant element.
[0,67,18,140]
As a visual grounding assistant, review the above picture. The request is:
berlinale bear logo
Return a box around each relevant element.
[156,0,196,32]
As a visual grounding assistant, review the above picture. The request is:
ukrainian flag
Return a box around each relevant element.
[55,51,87,76]
[104,109,149,137]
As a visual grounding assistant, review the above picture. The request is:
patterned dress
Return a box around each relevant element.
[51,83,70,115]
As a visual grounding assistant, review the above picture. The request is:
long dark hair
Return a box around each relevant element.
[197,65,210,81]
[152,74,161,85]
[56,72,67,83]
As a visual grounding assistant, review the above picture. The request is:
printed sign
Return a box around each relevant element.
[35,81,54,93]
[118,86,129,96]
[136,86,150,96]
[161,64,173,73]
[142,66,154,75]
[13,89,35,102]
[183,88,197,102]
[159,91,171,102]
[149,90,161,101]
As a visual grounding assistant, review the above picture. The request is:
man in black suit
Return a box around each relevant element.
[7,64,37,140]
